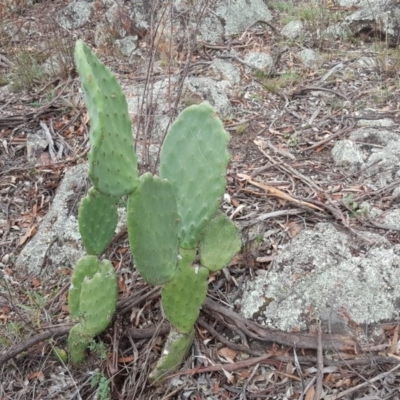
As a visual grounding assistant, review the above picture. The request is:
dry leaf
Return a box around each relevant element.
[287,221,302,238]
[118,355,135,363]
[218,347,237,363]
[256,255,275,263]
[19,225,37,246]
[305,385,315,400]
[390,325,399,354]
[221,368,235,384]
[31,278,41,288]
[26,371,45,381]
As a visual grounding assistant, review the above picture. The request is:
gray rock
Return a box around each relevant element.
[323,23,349,39]
[383,209,400,227]
[297,49,320,68]
[243,52,273,73]
[94,23,109,47]
[357,118,395,127]
[56,1,94,30]
[116,35,138,57]
[26,132,48,164]
[210,58,241,85]
[350,127,399,146]
[42,52,73,77]
[393,186,400,197]
[345,1,400,46]
[196,13,225,44]
[238,223,400,333]
[215,0,272,38]
[365,139,400,186]
[281,20,304,39]
[185,77,232,118]
[332,139,365,169]
[16,165,89,274]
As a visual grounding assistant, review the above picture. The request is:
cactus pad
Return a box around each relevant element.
[68,324,91,364]
[161,249,208,333]
[159,103,231,249]
[199,213,241,272]
[75,40,138,197]
[149,327,194,383]
[68,255,100,318]
[78,187,118,256]
[127,173,179,285]
[68,257,118,364]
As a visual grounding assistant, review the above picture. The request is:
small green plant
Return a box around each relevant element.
[343,194,368,217]
[68,40,241,383]
[289,136,298,147]
[235,123,247,135]
[257,71,301,93]
[268,1,293,13]
[10,51,44,89]
[88,339,108,360]
[91,371,111,400]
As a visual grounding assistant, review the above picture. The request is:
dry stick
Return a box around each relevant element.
[291,86,348,101]
[302,125,354,151]
[167,352,274,378]
[198,318,262,357]
[238,173,324,212]
[256,143,347,223]
[314,322,323,400]
[324,361,400,400]
[0,323,74,369]
[203,298,359,352]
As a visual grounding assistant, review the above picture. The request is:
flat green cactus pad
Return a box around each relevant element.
[148,327,194,383]
[79,259,118,336]
[75,40,138,197]
[161,249,208,333]
[68,255,100,318]
[68,324,91,364]
[78,187,118,256]
[199,213,241,272]
[159,103,231,249]
[127,173,179,285]
[68,258,118,364]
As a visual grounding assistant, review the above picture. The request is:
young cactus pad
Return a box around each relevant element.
[75,40,138,197]
[68,255,101,318]
[161,249,209,333]
[148,327,194,383]
[159,103,231,249]
[127,173,179,285]
[78,187,118,256]
[199,213,241,272]
[68,258,118,364]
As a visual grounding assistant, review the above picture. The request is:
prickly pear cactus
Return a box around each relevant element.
[161,249,208,333]
[78,187,118,256]
[127,173,179,285]
[159,103,231,249]
[68,257,118,364]
[199,213,241,272]
[75,40,138,197]
[148,327,194,383]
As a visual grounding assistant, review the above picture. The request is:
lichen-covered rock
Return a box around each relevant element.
[239,223,400,336]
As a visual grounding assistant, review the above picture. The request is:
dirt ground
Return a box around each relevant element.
[1,1,400,399]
